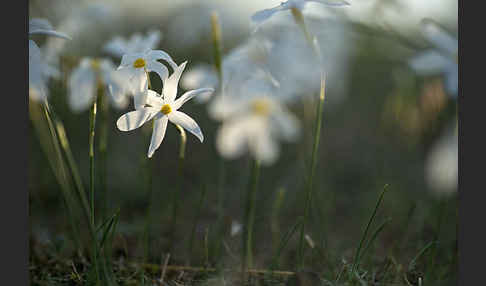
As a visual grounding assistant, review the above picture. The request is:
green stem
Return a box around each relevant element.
[98,91,109,221]
[89,86,99,283]
[297,74,326,270]
[242,159,261,275]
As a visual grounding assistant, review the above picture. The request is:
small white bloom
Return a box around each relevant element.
[409,20,458,97]
[230,220,242,236]
[103,30,162,58]
[251,0,350,29]
[29,18,70,102]
[210,94,300,165]
[116,62,214,158]
[181,64,219,103]
[116,49,177,109]
[68,57,132,112]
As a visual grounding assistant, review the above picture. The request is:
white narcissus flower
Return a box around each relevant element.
[29,18,70,101]
[210,94,300,166]
[181,64,219,103]
[68,57,132,112]
[116,62,214,158]
[116,49,177,109]
[251,0,350,29]
[103,30,162,58]
[409,20,458,97]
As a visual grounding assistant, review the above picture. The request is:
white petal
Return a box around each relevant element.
[116,107,159,131]
[103,36,127,58]
[207,95,248,120]
[216,118,251,160]
[173,88,214,110]
[251,5,287,26]
[409,50,451,75]
[181,64,218,90]
[145,89,164,108]
[29,19,71,40]
[444,66,458,96]
[271,108,300,141]
[119,53,144,68]
[68,66,96,112]
[422,20,457,56]
[306,0,350,7]
[148,115,169,158]
[147,60,169,83]
[147,50,177,69]
[251,128,279,166]
[168,111,204,142]
[163,61,187,104]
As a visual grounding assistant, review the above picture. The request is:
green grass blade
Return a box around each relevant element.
[358,217,392,264]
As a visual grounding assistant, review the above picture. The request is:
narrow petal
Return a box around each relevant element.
[148,115,169,158]
[252,130,279,166]
[116,107,159,131]
[444,66,458,96]
[306,0,351,7]
[251,5,287,26]
[216,117,252,159]
[163,61,187,104]
[68,66,96,112]
[272,108,300,141]
[119,53,144,68]
[29,29,71,40]
[409,50,451,75]
[147,50,177,69]
[173,88,214,110]
[147,60,169,83]
[422,20,457,56]
[145,89,164,108]
[168,111,204,142]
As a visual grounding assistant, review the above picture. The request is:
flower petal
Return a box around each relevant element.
[271,108,300,141]
[147,60,169,83]
[168,111,204,142]
[163,61,187,104]
[116,107,159,131]
[145,89,164,108]
[119,53,144,68]
[306,0,351,7]
[216,118,251,160]
[444,66,458,96]
[252,129,279,166]
[173,88,214,110]
[422,20,457,56]
[409,50,451,75]
[147,50,177,69]
[251,5,287,26]
[148,115,169,158]
[68,65,96,112]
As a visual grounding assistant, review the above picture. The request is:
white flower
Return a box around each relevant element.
[68,57,133,112]
[103,30,162,58]
[425,124,458,197]
[409,20,458,97]
[116,62,214,158]
[116,49,177,109]
[180,64,219,103]
[29,19,70,102]
[251,0,350,29]
[210,94,300,165]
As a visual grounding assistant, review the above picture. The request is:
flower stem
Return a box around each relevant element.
[242,159,261,277]
[297,73,326,271]
[98,91,109,221]
[169,124,187,252]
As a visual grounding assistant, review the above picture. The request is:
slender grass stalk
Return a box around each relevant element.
[98,90,109,221]
[169,124,187,252]
[350,184,390,275]
[242,159,261,277]
[271,188,286,253]
[297,74,326,270]
[210,11,227,264]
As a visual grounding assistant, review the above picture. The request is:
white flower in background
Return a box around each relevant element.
[181,64,219,103]
[116,49,177,109]
[251,0,350,29]
[68,57,133,112]
[409,20,458,97]
[210,94,300,165]
[116,62,214,158]
[230,220,242,236]
[425,124,458,197]
[103,30,162,58]
[29,19,70,102]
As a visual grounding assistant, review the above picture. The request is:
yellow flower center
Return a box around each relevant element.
[251,98,270,116]
[90,59,101,71]
[133,58,146,69]
[161,104,172,115]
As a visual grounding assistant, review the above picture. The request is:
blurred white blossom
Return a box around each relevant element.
[29,19,70,102]
[103,30,162,58]
[116,49,177,109]
[68,57,132,112]
[409,20,458,97]
[116,62,214,158]
[251,0,350,30]
[210,94,300,165]
[425,123,458,197]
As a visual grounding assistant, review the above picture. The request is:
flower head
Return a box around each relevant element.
[116,49,178,109]
[116,61,214,158]
[409,20,458,97]
[68,57,132,112]
[251,0,350,30]
[210,94,300,165]
[103,30,162,58]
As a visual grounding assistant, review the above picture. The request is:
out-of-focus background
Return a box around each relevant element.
[29,0,458,284]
